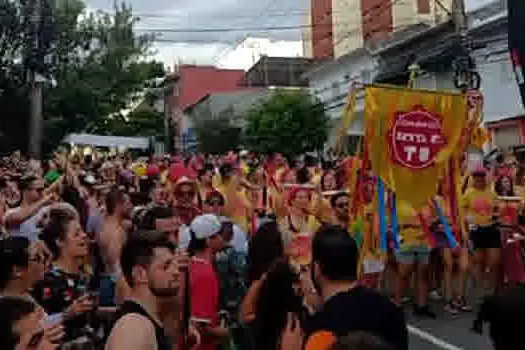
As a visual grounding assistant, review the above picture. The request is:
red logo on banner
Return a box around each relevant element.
[389,106,446,169]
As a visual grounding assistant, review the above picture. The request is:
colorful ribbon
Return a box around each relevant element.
[434,199,458,249]
[377,179,388,251]
[389,193,401,250]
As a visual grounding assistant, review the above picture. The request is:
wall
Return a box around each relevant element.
[474,42,525,123]
[304,0,452,60]
[307,51,377,142]
[311,0,335,59]
[332,0,363,57]
[302,4,314,58]
[362,0,393,43]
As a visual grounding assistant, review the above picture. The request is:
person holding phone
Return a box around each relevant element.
[0,297,57,350]
[32,208,94,343]
[0,237,64,346]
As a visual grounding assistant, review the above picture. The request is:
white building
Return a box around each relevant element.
[305,48,378,147]
[469,0,525,148]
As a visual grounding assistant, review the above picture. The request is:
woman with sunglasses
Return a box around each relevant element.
[173,176,202,226]
[0,237,64,346]
[3,175,55,241]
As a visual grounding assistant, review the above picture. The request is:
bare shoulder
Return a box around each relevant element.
[106,313,157,350]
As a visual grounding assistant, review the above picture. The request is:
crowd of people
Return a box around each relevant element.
[0,149,524,350]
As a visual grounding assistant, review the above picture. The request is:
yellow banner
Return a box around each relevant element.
[365,85,468,209]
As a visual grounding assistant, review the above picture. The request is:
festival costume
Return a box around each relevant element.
[394,200,430,264]
[461,188,499,249]
[497,197,525,285]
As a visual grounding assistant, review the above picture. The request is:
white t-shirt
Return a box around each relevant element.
[3,206,48,241]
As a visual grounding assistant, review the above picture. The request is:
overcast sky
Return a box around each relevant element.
[85,0,494,67]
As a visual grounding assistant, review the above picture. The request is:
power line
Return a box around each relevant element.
[142,0,395,41]
[135,25,312,33]
[210,0,282,65]
[141,0,398,37]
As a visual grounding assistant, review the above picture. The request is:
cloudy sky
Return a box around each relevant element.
[85,0,493,68]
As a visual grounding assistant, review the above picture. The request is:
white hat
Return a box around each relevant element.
[189,214,222,240]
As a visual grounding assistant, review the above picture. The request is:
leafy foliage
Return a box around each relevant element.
[0,0,165,155]
[244,90,329,156]
[89,105,165,137]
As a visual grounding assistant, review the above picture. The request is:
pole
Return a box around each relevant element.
[28,0,43,159]
[452,0,480,91]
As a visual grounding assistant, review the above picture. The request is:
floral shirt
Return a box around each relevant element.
[32,265,92,341]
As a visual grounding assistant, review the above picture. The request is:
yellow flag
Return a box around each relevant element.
[365,85,468,209]
[333,87,357,155]
[471,126,491,149]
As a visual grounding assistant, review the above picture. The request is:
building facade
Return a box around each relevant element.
[306,20,459,148]
[469,0,525,149]
[185,89,271,129]
[303,0,452,60]
[240,56,315,88]
[306,48,377,144]
[167,65,246,151]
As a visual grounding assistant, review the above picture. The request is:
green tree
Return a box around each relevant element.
[194,117,242,154]
[0,0,165,155]
[244,90,329,156]
[89,104,165,137]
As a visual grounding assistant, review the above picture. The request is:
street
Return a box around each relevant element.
[405,304,493,350]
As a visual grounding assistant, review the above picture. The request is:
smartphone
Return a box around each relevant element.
[45,313,63,327]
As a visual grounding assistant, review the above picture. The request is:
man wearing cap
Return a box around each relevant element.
[179,191,247,255]
[187,214,230,350]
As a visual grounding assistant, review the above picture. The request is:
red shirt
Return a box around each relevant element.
[190,257,220,350]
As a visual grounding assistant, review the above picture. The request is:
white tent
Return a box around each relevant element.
[64,133,150,150]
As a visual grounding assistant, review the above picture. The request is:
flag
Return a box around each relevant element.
[333,86,358,155]
[364,85,468,209]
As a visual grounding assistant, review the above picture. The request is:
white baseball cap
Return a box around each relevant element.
[189,214,222,240]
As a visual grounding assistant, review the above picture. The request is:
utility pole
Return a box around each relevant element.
[28,0,44,160]
[451,0,480,91]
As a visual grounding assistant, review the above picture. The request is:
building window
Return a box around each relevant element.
[418,0,430,14]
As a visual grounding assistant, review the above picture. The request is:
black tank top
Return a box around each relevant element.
[111,300,172,350]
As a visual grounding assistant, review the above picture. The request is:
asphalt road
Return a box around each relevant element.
[404,303,494,350]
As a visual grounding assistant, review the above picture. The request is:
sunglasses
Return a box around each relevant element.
[336,201,349,209]
[206,199,223,206]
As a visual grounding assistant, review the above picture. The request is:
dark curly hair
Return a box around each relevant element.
[41,208,77,259]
